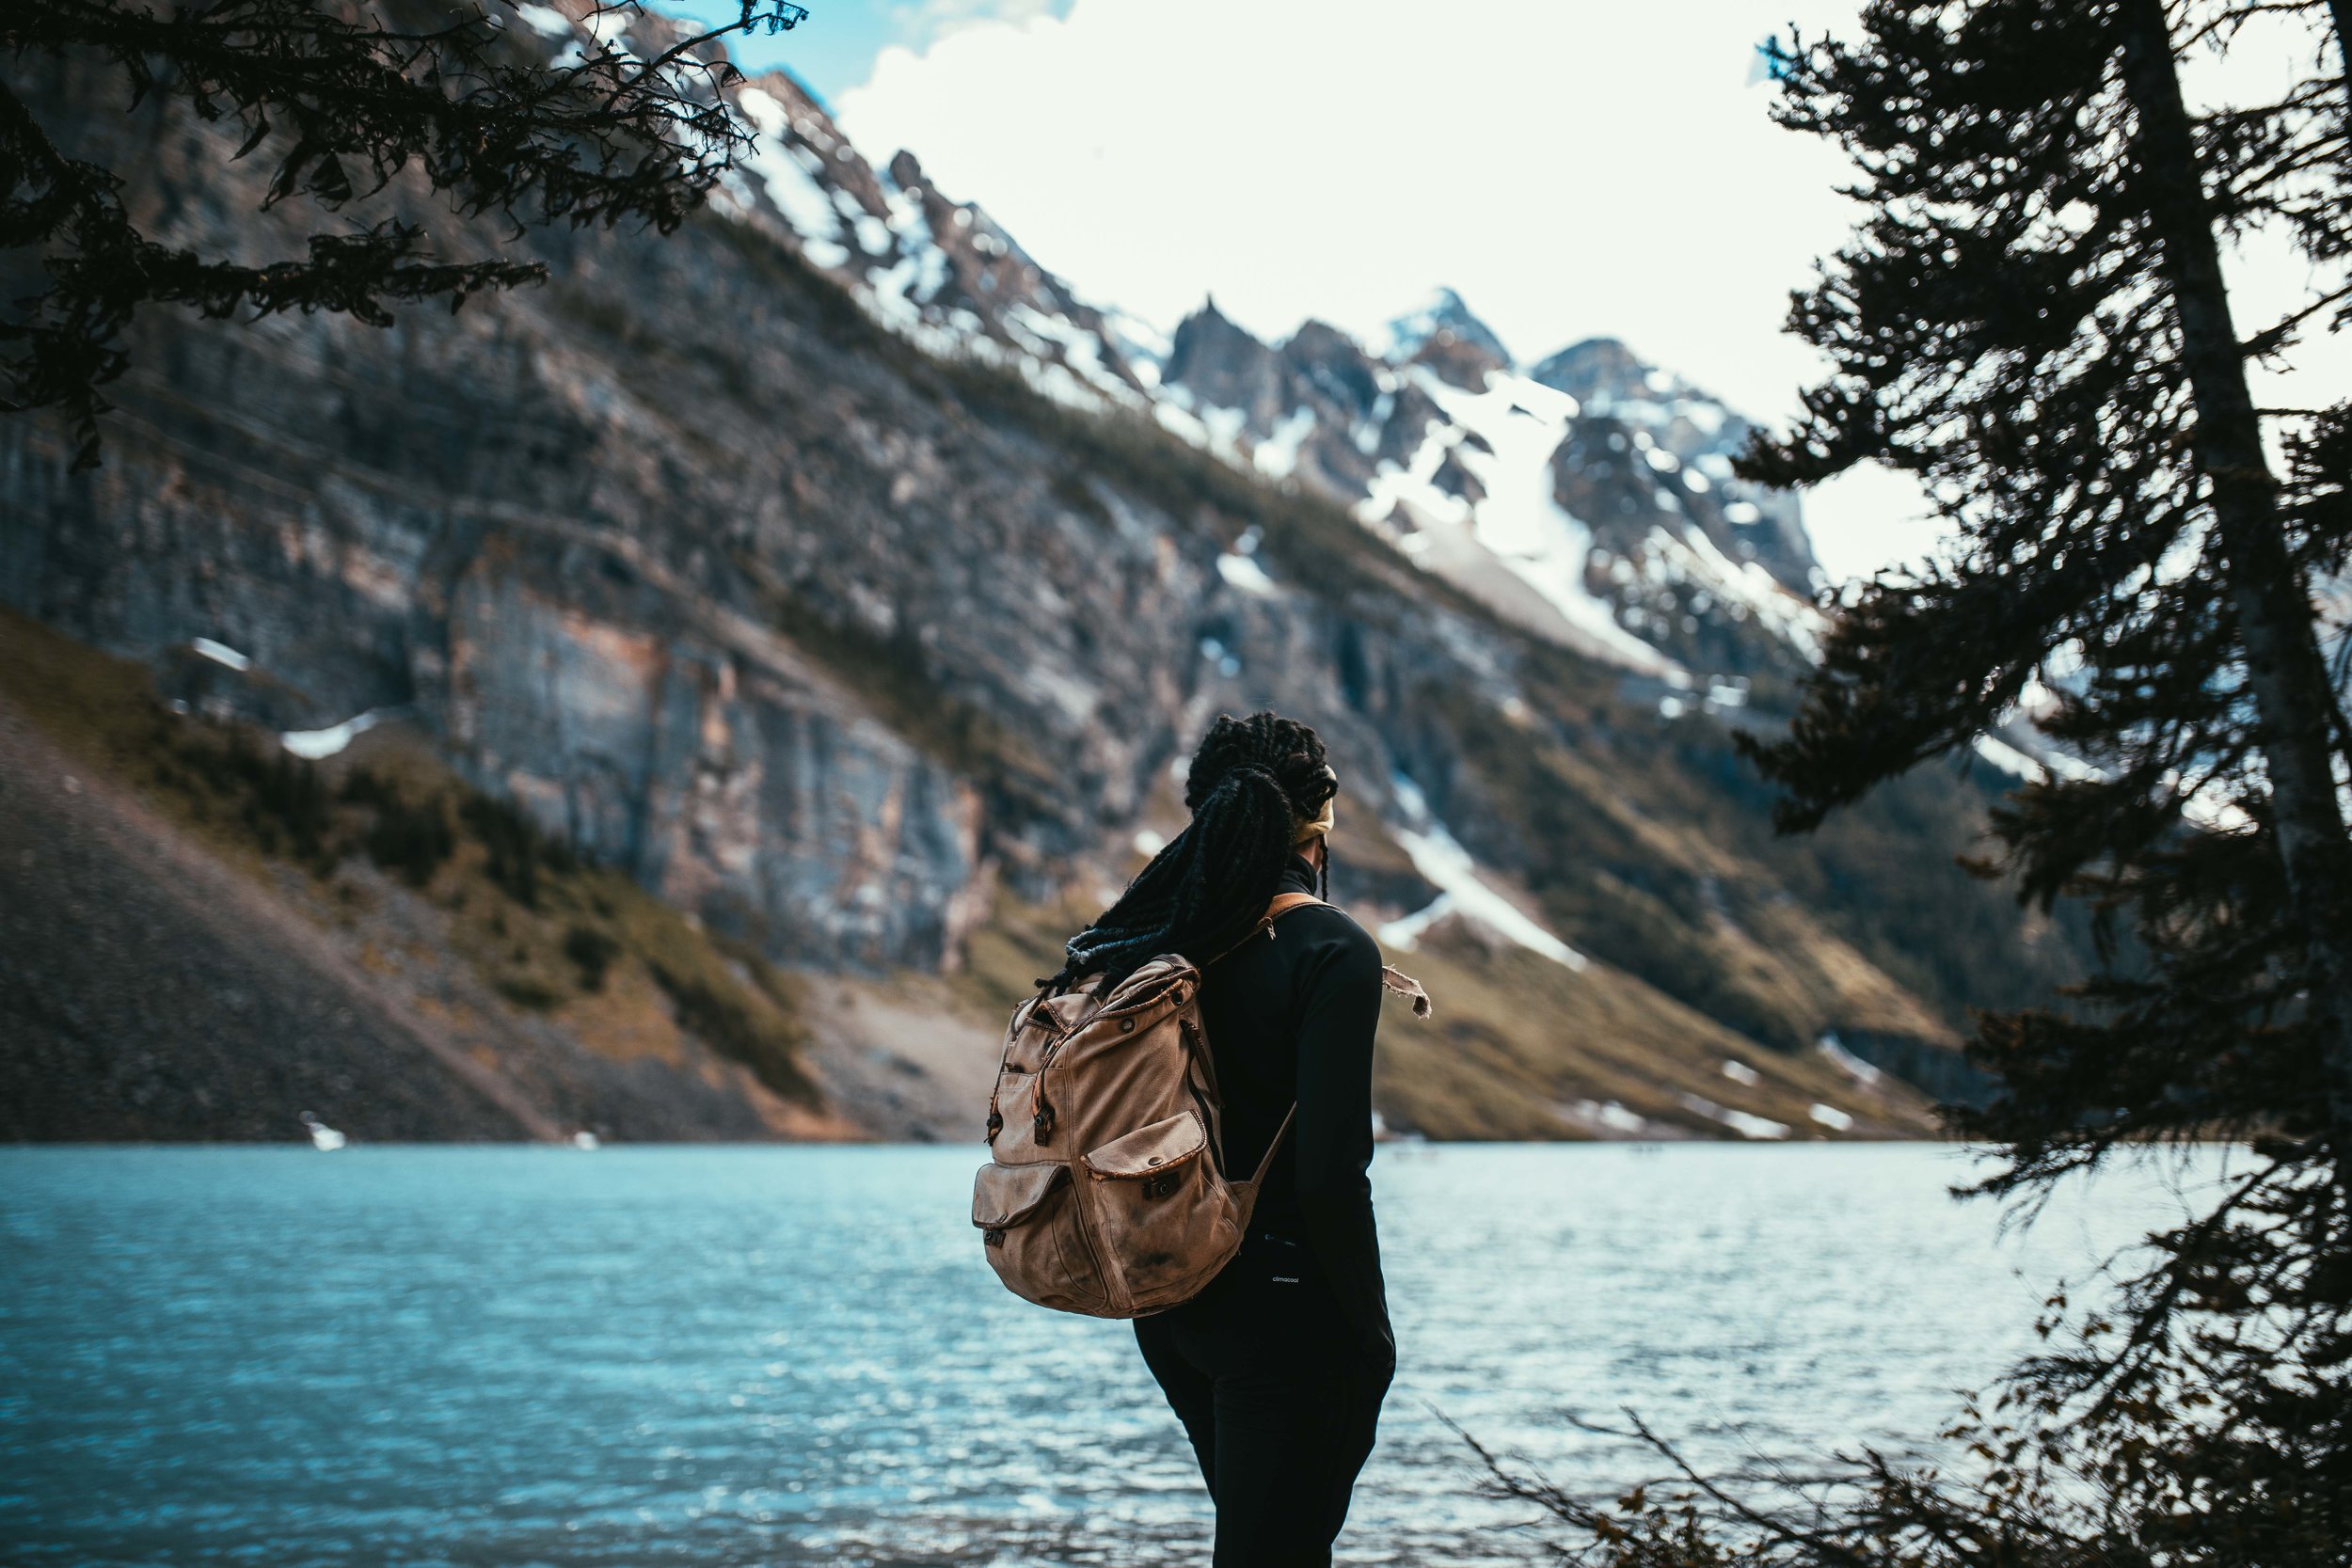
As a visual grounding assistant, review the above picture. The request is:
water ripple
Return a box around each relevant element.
[0,1144,2210,1564]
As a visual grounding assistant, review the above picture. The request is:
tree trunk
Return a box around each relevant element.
[2119,0,2352,1146]
[2334,1,2352,107]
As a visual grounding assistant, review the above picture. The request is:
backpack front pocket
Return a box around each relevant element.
[1080,1110,1241,1312]
[972,1160,1105,1314]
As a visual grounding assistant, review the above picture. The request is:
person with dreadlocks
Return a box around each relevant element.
[1051,711,1393,1566]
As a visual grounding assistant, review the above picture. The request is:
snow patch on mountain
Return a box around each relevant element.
[1358,419,1470,529]
[514,3,573,37]
[1642,522,1827,659]
[1558,1098,1661,1137]
[1412,368,1683,675]
[281,710,381,760]
[1973,732,2111,787]
[1216,550,1279,596]
[1678,1093,1791,1140]
[191,638,251,672]
[1252,406,1317,479]
[731,88,852,269]
[1386,286,1512,364]
[1379,773,1589,971]
[1819,1033,1886,1088]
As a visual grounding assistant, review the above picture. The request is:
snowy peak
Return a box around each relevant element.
[1531,338,1816,602]
[649,6,1825,692]
[1385,287,1512,367]
[1158,302,1446,492]
[1527,337,1666,407]
[484,2,1167,419]
[716,70,1152,411]
[1156,311,1821,684]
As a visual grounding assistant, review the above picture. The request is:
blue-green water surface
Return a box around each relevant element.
[0,1144,2205,1564]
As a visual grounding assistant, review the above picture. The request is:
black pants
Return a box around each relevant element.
[1133,1230,1392,1568]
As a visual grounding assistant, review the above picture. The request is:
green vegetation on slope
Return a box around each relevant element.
[1425,650,2095,1067]
[934,861,1930,1141]
[1369,925,1928,1140]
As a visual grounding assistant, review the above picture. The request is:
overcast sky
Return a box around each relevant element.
[678,0,2346,581]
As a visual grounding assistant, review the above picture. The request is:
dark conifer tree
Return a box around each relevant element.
[1490,5,2352,1543]
[1556,0,2352,1559]
[2,0,806,467]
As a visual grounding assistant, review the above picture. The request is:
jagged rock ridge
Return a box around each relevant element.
[1155,293,1826,692]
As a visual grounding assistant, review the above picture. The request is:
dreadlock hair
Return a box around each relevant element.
[1044,711,1339,996]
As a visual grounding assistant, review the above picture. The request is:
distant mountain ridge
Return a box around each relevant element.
[702,64,1821,696]
[0,1,2092,1144]
[1151,295,1824,691]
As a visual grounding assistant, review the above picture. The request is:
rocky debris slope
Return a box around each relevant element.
[0,696,529,1142]
[0,611,863,1143]
[0,5,2089,1140]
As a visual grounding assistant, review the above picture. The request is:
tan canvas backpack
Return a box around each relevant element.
[972,893,1427,1319]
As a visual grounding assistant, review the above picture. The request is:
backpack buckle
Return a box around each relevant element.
[985,1109,1003,1144]
[984,1227,1006,1248]
[1032,1101,1056,1143]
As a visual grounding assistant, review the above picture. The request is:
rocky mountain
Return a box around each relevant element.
[1152,292,1825,697]
[0,3,2081,1144]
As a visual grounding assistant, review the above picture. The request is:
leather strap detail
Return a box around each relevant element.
[1202,891,1326,969]
[1237,1101,1298,1195]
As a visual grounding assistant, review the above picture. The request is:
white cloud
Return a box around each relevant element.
[883,0,1065,53]
[838,0,1872,419]
[837,0,2346,580]
[835,0,1944,581]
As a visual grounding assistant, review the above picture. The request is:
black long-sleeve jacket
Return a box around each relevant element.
[1195,853,1392,1358]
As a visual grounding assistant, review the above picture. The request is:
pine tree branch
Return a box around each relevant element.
[0,0,793,465]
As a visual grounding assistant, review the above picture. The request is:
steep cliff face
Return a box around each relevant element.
[0,8,2091,1140]
[5,30,1518,977]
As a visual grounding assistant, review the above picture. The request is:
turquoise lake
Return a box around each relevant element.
[0,1144,2209,1564]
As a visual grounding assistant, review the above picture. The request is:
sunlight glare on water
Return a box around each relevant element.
[0,1143,2215,1565]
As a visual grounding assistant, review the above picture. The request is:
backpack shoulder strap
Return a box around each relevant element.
[1236,1103,1296,1196]
[1200,891,1325,969]
[1207,891,1431,1191]
[1228,893,1322,1191]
